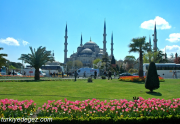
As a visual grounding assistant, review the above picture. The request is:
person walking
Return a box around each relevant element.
[12,70,15,76]
[74,70,78,81]
[173,70,176,78]
[62,71,64,78]
[53,72,55,77]
[174,70,177,79]
[67,72,69,77]
[114,72,116,78]
[83,71,86,78]
[94,70,97,79]
[108,71,112,80]
[103,71,107,77]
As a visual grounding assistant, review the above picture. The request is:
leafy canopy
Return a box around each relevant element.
[128,36,150,77]
[0,47,8,68]
[18,46,54,68]
[128,37,150,53]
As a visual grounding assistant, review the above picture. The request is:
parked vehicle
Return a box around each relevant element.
[0,66,6,75]
[143,63,180,78]
[10,71,23,76]
[77,68,100,77]
[26,65,64,77]
[132,73,138,76]
[119,73,133,78]
[22,68,46,77]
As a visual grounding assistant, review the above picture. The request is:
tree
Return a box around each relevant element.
[119,64,125,73]
[174,57,180,64]
[9,65,16,70]
[116,64,119,72]
[8,62,23,69]
[18,46,54,80]
[102,52,110,71]
[67,61,73,71]
[0,47,8,68]
[74,60,83,69]
[111,55,116,64]
[170,53,174,58]
[143,51,153,63]
[93,58,101,65]
[124,55,136,71]
[128,68,138,74]
[93,58,102,69]
[129,36,150,77]
[145,62,159,92]
[143,49,167,63]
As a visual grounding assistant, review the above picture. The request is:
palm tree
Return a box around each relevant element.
[18,46,54,80]
[0,47,8,68]
[129,37,150,77]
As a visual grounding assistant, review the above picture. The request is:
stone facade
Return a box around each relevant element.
[67,39,104,67]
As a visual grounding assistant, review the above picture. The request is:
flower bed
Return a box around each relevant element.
[1,98,180,119]
[119,76,165,82]
[37,97,180,118]
[0,99,36,118]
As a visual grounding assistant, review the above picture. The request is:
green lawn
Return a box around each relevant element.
[0,79,180,107]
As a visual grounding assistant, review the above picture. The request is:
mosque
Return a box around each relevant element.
[63,21,158,68]
[63,21,114,67]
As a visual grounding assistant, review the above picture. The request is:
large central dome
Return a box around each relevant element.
[84,38,98,49]
[84,41,97,46]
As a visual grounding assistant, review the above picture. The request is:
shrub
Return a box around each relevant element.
[101,75,106,79]
[88,77,93,82]
[145,62,160,92]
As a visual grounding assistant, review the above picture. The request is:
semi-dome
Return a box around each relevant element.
[81,48,93,53]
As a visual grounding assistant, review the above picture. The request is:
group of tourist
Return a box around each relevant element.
[49,72,64,78]
[103,71,116,80]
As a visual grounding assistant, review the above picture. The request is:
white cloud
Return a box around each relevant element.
[166,33,180,42]
[141,16,171,30]
[22,40,29,46]
[0,37,20,46]
[160,45,180,57]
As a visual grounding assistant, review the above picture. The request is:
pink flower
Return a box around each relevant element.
[125,108,128,112]
[170,105,174,108]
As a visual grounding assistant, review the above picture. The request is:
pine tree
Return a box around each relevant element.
[145,62,160,92]
[111,55,116,64]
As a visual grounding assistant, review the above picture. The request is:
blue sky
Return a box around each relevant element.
[0,0,180,64]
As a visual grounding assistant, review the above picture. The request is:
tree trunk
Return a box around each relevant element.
[139,49,143,77]
[35,68,40,80]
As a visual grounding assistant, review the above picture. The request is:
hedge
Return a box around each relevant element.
[2,115,179,124]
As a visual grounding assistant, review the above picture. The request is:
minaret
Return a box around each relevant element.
[103,20,107,55]
[80,34,83,46]
[111,32,114,59]
[152,22,158,51]
[149,35,151,51]
[64,24,68,63]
